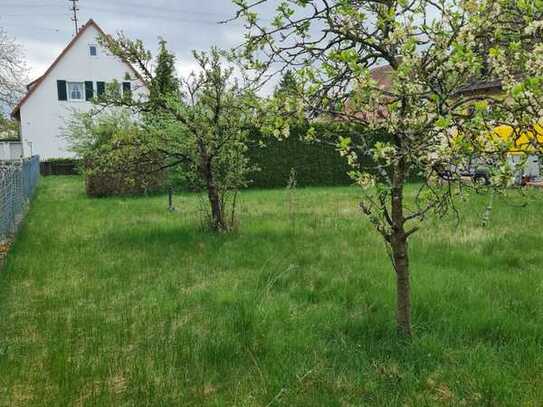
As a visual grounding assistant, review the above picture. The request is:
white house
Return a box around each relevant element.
[10,19,147,160]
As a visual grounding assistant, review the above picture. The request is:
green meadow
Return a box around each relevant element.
[0,176,542,406]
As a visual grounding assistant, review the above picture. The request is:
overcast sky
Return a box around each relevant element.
[1,0,256,81]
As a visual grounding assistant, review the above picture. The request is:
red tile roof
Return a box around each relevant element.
[369,64,502,94]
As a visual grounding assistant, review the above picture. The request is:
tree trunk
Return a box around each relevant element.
[207,175,227,231]
[390,161,412,337]
[201,153,227,232]
[391,230,411,337]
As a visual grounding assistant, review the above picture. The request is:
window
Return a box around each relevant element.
[122,82,131,95]
[96,81,105,96]
[85,81,94,101]
[67,82,84,101]
[89,45,97,56]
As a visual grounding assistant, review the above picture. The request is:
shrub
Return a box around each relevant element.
[85,158,165,197]
[65,110,166,197]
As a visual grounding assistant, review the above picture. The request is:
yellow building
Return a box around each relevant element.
[371,67,542,181]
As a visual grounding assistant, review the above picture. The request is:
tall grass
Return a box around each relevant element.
[0,177,542,406]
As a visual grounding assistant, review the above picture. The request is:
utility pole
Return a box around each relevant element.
[69,0,80,36]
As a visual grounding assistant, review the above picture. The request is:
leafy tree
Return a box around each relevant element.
[0,27,26,112]
[0,115,19,139]
[89,36,254,231]
[483,1,543,151]
[149,38,179,108]
[145,39,181,189]
[233,0,543,336]
[273,70,298,98]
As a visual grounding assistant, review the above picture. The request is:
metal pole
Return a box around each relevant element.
[69,0,80,36]
[168,187,175,211]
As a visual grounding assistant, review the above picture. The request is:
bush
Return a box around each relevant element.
[65,110,167,197]
[85,158,165,197]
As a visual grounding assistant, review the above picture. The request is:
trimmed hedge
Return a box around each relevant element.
[247,123,388,189]
[248,131,350,189]
[40,159,80,176]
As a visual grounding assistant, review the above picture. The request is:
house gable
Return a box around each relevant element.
[12,19,147,159]
[11,19,144,118]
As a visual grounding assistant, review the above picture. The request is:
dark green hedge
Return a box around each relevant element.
[247,123,387,189]
[40,159,80,176]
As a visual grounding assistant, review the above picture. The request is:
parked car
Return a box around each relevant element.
[435,163,491,185]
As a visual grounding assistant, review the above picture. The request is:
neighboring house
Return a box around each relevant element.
[10,19,147,160]
[369,65,541,181]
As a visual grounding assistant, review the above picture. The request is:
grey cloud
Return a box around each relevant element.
[1,0,251,80]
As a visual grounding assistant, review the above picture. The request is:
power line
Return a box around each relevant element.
[1,13,224,27]
[91,1,229,18]
[1,4,63,9]
[0,21,66,33]
[1,13,70,17]
[0,2,258,30]
[1,2,228,18]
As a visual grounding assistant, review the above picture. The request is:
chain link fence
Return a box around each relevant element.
[0,156,40,243]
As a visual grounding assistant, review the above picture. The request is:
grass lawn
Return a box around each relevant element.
[1,176,542,406]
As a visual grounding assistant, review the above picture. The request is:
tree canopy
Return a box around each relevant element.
[0,27,26,114]
[233,0,543,336]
